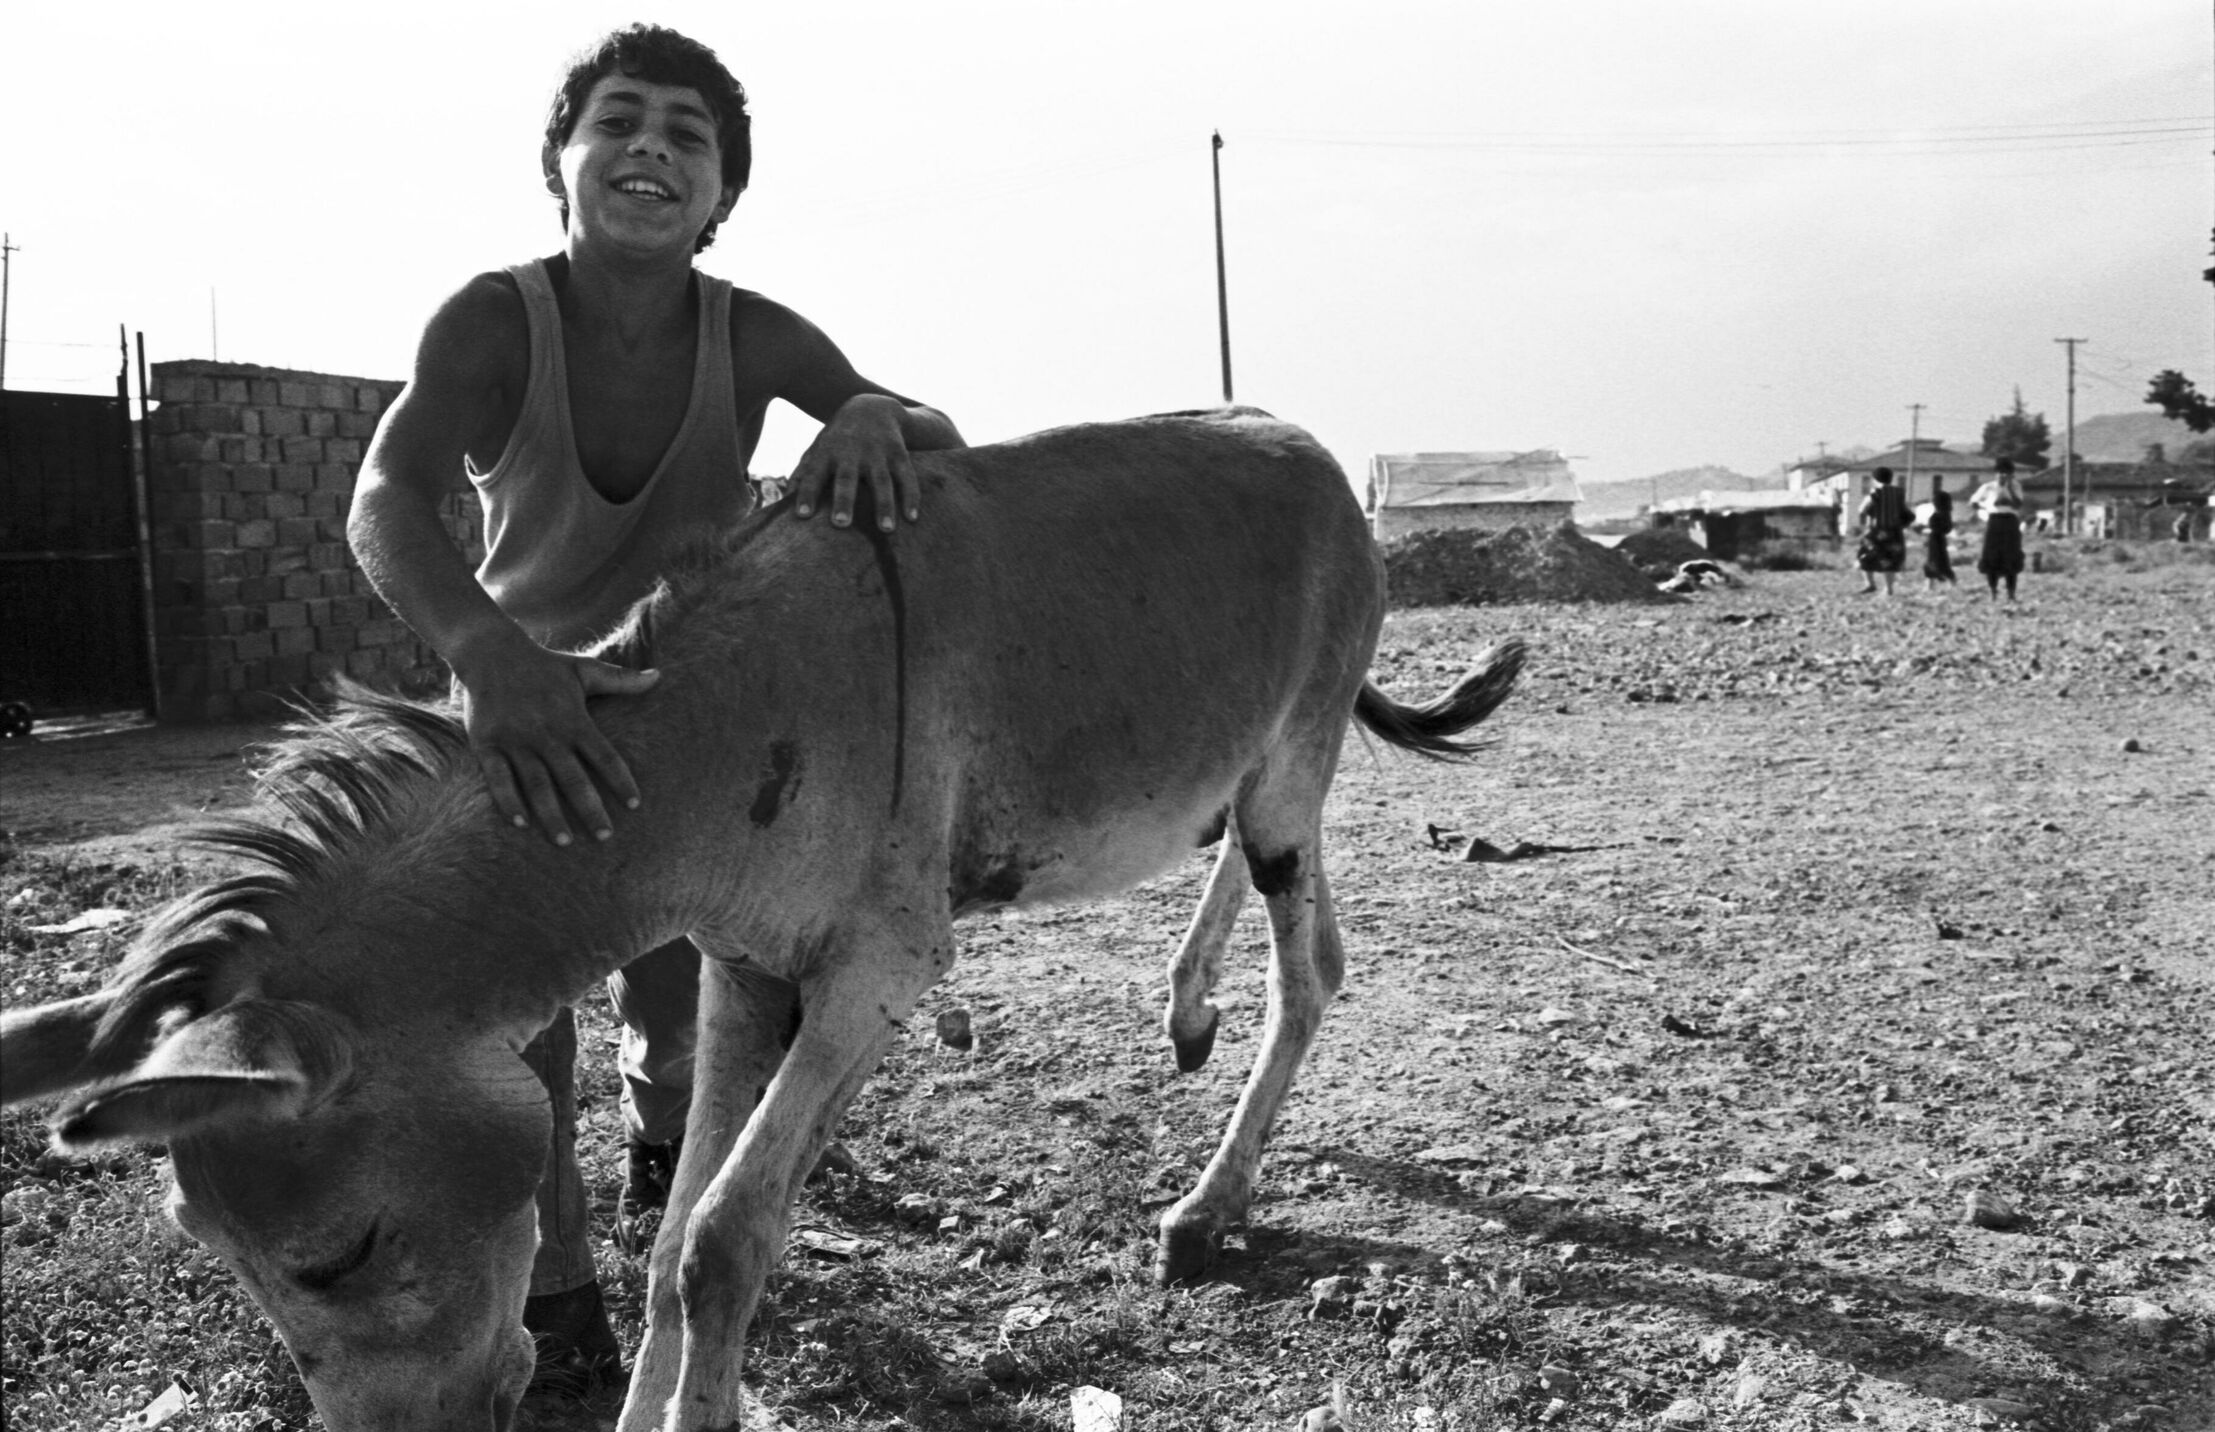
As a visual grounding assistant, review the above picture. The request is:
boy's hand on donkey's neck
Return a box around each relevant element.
[456,638,658,847]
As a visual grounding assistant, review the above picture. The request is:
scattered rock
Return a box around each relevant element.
[1536,1006,1582,1027]
[1537,1365,1579,1399]
[1965,1397,2036,1424]
[1717,1166,1786,1190]
[2118,1299,2175,1334]
[125,1383,193,1431]
[1965,1189,2026,1230]
[892,1192,941,1224]
[1071,1385,1123,1432]
[790,1225,881,1260]
[1411,1143,1488,1166]
[1300,1408,1345,1432]
[1657,1397,1707,1426]
[935,1008,974,1050]
[25,906,132,935]
[1309,1275,1362,1318]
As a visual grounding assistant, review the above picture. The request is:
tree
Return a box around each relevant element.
[2146,370,2215,434]
[1981,388,2052,469]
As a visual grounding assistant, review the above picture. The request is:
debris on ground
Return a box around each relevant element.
[1382,522,1670,606]
[1614,525,1715,578]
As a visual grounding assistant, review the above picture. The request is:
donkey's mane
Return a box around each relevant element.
[590,507,789,672]
[94,502,790,1064]
[90,686,472,1061]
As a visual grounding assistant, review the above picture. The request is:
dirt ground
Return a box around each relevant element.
[3,554,2212,1431]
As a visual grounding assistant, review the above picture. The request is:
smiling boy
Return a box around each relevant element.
[348,23,963,1394]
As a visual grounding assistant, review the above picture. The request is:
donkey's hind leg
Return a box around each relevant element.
[1156,803,1344,1285]
[1163,833,1250,1073]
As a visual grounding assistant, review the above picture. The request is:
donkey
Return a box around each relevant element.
[1,408,1523,1432]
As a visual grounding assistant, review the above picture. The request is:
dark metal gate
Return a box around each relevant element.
[0,382,155,718]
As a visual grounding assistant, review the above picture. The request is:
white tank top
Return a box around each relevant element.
[467,259,752,650]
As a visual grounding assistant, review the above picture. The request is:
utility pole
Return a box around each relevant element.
[0,233,18,390]
[1211,131,1233,404]
[2056,337,2085,535]
[1906,404,1925,498]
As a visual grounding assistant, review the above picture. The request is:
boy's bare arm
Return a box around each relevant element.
[350,275,653,847]
[749,300,964,530]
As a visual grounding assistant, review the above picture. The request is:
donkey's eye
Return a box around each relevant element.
[296,1222,379,1290]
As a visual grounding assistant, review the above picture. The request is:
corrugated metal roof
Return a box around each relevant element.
[1372,450,1581,508]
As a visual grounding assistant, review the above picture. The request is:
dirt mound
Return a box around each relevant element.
[1613,525,1713,578]
[1382,521,1670,606]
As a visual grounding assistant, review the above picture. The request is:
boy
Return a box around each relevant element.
[348,23,964,1394]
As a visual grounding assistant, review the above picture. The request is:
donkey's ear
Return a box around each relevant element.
[51,999,355,1150]
[1,992,125,1107]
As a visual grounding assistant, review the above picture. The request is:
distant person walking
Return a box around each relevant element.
[1855,466,1911,596]
[1971,459,2027,601]
[1921,482,1957,592]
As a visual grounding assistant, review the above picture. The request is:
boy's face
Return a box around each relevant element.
[545,74,737,257]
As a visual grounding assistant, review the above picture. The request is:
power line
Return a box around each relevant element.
[1247,116,2212,157]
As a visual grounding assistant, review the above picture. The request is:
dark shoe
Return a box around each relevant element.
[624,1135,684,1212]
[523,1280,626,1400]
[616,1135,683,1254]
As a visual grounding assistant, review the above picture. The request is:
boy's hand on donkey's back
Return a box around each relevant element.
[789,394,920,533]
[455,640,659,847]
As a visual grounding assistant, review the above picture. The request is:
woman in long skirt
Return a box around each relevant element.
[1971,460,2027,601]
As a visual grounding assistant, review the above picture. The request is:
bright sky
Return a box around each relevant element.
[4,1,2208,490]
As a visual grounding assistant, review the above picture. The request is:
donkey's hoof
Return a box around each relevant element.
[1154,1218,1220,1286]
[1170,1008,1220,1074]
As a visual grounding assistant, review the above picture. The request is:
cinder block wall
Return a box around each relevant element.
[147,359,474,721]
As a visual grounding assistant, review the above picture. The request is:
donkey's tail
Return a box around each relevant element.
[1354,637,1527,760]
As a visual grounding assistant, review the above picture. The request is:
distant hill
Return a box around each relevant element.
[2067,410,2209,464]
[1579,466,1778,520]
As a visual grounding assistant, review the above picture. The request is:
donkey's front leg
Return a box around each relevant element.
[661,930,945,1432]
[620,958,798,1432]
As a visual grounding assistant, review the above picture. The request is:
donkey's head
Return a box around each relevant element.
[6,968,547,1430]
[1,696,571,1431]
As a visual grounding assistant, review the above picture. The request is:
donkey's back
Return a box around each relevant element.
[625,407,1395,919]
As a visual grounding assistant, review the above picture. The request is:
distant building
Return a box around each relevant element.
[1789,438,2004,516]
[1368,450,1581,541]
[1649,489,1840,559]
[2022,448,2214,540]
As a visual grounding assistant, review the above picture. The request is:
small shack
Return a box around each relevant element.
[1649,489,1840,560]
[1368,450,1580,541]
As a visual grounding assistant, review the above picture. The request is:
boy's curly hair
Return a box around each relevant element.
[545,24,751,253]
